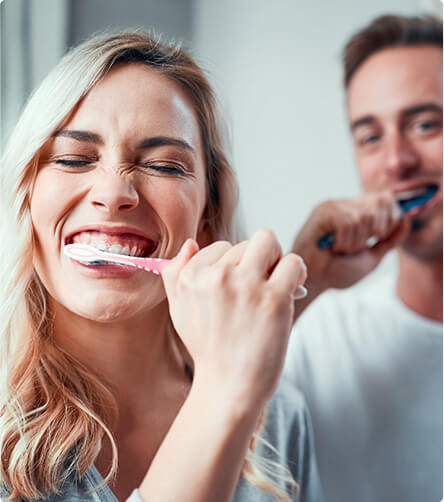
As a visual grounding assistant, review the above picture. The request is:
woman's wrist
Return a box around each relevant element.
[190,368,266,427]
[138,365,266,502]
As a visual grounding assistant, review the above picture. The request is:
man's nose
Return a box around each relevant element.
[88,168,139,213]
[384,132,420,178]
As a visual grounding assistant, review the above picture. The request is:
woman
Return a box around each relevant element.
[0,31,323,501]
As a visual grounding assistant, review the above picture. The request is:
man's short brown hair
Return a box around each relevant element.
[343,15,443,88]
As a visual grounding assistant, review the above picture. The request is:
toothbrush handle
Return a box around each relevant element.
[316,233,336,250]
[128,256,171,275]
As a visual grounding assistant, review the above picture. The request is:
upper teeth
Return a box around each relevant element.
[88,242,145,256]
[397,187,428,200]
[71,231,150,257]
[103,243,142,256]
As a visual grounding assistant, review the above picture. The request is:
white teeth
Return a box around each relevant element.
[80,232,91,244]
[75,240,144,257]
[397,187,428,199]
[108,244,122,254]
[71,232,151,257]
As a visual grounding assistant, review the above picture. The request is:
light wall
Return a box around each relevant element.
[68,0,193,47]
[192,0,441,255]
[1,0,441,282]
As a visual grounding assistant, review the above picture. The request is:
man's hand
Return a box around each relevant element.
[291,191,411,320]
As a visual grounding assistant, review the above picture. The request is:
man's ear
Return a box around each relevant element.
[196,216,213,249]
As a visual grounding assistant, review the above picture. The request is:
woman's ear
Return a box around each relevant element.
[196,216,213,249]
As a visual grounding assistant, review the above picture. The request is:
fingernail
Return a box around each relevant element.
[292,285,308,300]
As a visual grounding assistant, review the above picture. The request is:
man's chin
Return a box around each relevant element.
[411,218,427,232]
[400,222,443,263]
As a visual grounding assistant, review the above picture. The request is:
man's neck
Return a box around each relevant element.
[397,251,443,323]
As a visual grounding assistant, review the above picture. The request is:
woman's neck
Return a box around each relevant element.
[51,299,190,415]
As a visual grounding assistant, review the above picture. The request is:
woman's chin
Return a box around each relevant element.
[58,290,166,323]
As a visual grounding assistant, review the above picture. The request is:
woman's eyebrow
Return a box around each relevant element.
[52,129,103,144]
[51,131,195,155]
[136,136,195,155]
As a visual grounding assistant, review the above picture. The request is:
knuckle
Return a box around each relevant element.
[286,253,306,276]
[212,240,232,253]
[342,217,354,232]
[316,200,335,214]
[256,228,276,242]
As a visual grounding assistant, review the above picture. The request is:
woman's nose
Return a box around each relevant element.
[88,169,139,214]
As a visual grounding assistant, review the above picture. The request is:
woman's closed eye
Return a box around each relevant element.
[50,156,191,176]
[55,158,94,167]
[137,161,189,176]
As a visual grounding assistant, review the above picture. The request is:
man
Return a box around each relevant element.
[284,15,442,502]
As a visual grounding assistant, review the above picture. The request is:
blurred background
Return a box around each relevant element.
[1,0,442,279]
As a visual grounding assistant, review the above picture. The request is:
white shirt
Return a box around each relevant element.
[284,273,442,502]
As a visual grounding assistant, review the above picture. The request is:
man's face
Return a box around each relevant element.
[347,46,442,262]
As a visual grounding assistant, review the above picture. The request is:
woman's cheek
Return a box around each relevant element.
[31,169,82,227]
[165,190,204,237]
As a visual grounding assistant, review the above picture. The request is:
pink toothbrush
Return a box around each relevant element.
[64,243,308,298]
[63,243,170,275]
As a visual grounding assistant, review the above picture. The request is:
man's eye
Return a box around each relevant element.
[358,134,380,146]
[416,121,440,132]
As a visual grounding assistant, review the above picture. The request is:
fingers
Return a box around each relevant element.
[268,253,307,296]
[333,213,357,253]
[186,240,232,267]
[370,215,411,260]
[162,239,199,297]
[238,229,282,278]
[331,192,402,254]
[218,240,249,267]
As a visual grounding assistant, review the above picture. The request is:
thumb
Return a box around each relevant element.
[370,216,411,260]
[161,239,199,293]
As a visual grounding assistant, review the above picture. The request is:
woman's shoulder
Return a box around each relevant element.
[233,378,324,501]
[265,377,311,442]
[264,378,324,500]
[0,465,115,502]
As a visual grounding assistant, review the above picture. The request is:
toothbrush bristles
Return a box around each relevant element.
[81,259,121,266]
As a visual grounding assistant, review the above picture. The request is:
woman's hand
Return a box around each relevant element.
[162,229,307,409]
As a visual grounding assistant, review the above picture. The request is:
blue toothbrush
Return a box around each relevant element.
[317,185,438,250]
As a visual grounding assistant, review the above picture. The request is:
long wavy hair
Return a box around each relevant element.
[0,31,296,501]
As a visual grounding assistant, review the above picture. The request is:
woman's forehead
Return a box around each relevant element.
[63,64,203,150]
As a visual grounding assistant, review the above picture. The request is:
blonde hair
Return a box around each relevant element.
[0,31,296,501]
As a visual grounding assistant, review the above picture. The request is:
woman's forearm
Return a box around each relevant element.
[137,376,263,502]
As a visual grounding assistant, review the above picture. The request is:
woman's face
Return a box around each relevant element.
[30,63,209,322]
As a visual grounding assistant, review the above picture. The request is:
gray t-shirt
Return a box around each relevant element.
[1,381,324,501]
